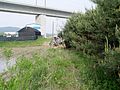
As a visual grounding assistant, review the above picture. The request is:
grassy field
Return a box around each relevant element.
[0,38,119,90]
[0,47,119,90]
[0,48,81,90]
[0,37,49,47]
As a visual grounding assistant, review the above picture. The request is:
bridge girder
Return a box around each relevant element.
[0,1,73,18]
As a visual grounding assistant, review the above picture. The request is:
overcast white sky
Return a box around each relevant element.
[0,0,95,34]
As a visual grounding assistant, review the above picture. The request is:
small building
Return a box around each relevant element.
[18,27,41,40]
[4,32,18,37]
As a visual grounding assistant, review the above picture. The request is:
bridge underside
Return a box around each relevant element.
[0,1,72,37]
[0,1,72,18]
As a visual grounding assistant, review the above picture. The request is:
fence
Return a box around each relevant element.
[0,36,37,41]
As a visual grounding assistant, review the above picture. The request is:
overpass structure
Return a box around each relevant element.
[0,1,73,37]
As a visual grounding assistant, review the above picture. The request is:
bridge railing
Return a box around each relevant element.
[0,0,37,6]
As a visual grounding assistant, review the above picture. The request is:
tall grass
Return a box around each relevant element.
[71,51,120,90]
[0,48,119,90]
[0,49,80,90]
[2,48,13,60]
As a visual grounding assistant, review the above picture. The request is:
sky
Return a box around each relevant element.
[0,0,95,34]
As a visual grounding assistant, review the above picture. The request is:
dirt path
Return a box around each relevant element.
[13,42,50,58]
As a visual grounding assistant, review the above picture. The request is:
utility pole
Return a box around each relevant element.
[52,21,54,38]
[44,0,46,8]
[35,0,37,5]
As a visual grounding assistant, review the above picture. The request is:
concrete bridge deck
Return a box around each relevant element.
[0,1,73,18]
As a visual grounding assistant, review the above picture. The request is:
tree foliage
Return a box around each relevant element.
[62,0,120,56]
[61,0,120,89]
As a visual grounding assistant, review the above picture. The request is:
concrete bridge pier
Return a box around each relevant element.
[35,15,46,38]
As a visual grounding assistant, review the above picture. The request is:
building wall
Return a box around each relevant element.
[18,27,36,37]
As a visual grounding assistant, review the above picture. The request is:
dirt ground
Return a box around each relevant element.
[0,41,65,60]
[0,42,50,59]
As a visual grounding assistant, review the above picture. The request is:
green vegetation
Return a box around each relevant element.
[1,48,119,90]
[2,48,13,60]
[0,0,120,90]
[0,49,80,90]
[59,0,120,89]
[0,37,49,47]
[2,48,13,70]
[62,0,120,56]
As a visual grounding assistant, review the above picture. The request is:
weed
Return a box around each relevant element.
[2,48,13,60]
[0,49,80,90]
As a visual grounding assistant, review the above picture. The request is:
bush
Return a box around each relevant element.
[62,11,105,56]
[62,0,120,56]
[60,0,120,89]
[71,51,120,90]
[104,50,120,80]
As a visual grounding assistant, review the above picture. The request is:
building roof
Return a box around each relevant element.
[26,23,41,30]
[18,27,40,33]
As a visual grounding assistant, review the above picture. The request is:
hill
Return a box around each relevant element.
[0,27,20,32]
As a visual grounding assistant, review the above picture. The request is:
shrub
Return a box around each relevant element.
[62,11,105,56]
[60,0,120,89]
